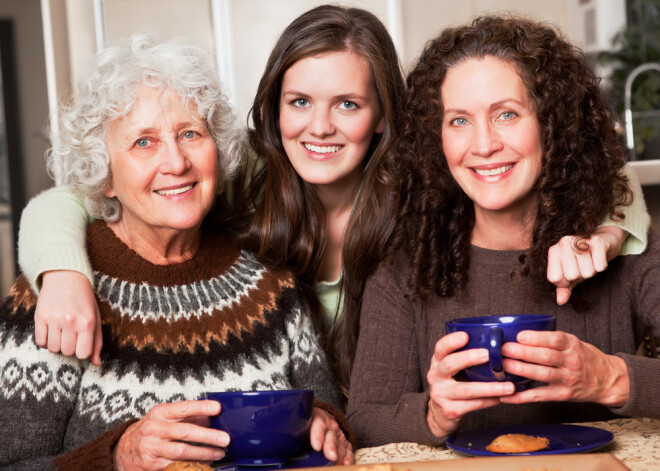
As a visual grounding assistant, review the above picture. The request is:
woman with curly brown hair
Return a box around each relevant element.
[347,16,660,447]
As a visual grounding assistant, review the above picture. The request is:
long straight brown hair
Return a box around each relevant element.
[239,4,406,399]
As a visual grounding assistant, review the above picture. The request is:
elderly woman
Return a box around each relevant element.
[347,16,660,447]
[0,35,350,470]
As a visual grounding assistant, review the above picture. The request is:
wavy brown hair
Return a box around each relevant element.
[395,16,631,307]
[237,4,406,398]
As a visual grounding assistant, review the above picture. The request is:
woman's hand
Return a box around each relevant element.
[35,270,103,365]
[309,407,353,465]
[500,330,630,407]
[547,227,625,305]
[426,332,515,439]
[114,400,229,471]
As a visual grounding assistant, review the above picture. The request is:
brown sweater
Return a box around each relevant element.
[347,230,660,448]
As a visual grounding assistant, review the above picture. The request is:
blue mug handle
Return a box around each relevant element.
[488,326,506,381]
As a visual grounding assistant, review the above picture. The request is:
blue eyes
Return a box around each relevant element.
[134,131,198,149]
[290,99,358,110]
[501,111,517,120]
[448,111,518,126]
[339,100,357,110]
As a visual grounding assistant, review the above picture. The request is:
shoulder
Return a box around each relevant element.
[613,228,660,282]
[241,251,297,285]
[624,228,660,261]
[365,248,413,298]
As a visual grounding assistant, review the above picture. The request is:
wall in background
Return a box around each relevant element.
[0,0,635,296]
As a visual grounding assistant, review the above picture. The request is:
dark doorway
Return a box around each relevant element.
[0,19,25,279]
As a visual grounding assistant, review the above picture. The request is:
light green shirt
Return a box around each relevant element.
[314,276,343,334]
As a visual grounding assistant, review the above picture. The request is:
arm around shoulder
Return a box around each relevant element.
[18,186,94,292]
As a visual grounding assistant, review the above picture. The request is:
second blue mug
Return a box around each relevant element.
[445,314,556,391]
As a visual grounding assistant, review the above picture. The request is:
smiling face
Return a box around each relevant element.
[279,50,384,193]
[441,56,543,224]
[104,85,218,244]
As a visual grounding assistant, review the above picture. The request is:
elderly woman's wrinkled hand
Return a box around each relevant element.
[309,407,353,465]
[425,332,515,439]
[500,330,630,407]
[35,270,103,366]
[547,226,625,305]
[114,400,229,471]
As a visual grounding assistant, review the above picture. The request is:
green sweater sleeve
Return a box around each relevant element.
[598,163,650,256]
[18,186,94,292]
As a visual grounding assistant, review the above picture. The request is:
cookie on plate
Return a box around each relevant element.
[162,461,213,471]
[485,433,550,453]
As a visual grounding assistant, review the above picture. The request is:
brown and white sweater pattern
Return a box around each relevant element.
[0,221,340,470]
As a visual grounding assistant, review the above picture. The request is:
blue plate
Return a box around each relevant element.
[446,423,614,457]
[213,450,332,470]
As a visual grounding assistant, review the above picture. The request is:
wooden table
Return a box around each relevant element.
[354,418,660,471]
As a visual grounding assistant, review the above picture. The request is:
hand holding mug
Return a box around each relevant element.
[426,331,516,439]
[445,314,556,391]
[114,400,228,471]
[499,330,630,407]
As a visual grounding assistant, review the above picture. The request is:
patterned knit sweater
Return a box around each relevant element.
[0,221,341,470]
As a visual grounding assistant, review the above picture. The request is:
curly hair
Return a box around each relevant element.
[396,16,631,307]
[239,4,406,398]
[47,34,242,222]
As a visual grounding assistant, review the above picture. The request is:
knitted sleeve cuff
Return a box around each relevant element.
[603,163,651,256]
[52,418,138,471]
[314,399,356,447]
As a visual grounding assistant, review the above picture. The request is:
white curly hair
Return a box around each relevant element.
[47,34,242,221]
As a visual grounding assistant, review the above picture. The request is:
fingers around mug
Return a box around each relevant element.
[309,411,329,451]
[160,439,226,463]
[429,347,489,383]
[334,431,353,466]
[434,332,470,358]
[159,420,230,449]
[321,428,338,462]
[341,441,354,465]
[499,384,562,404]
[160,400,221,421]
[448,377,515,400]
[502,340,563,368]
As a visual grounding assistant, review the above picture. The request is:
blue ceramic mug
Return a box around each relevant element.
[205,390,314,466]
[445,314,556,391]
